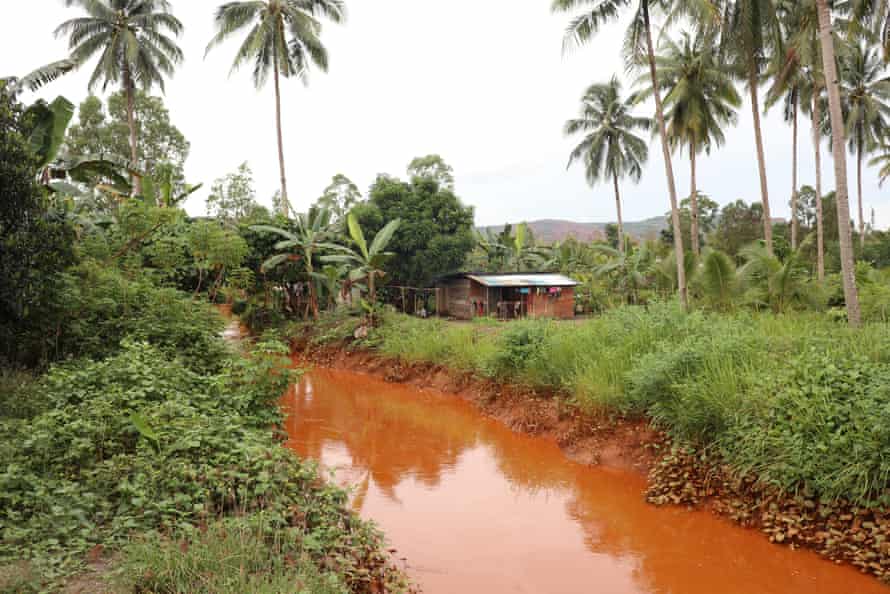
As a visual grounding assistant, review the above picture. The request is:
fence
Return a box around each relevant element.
[379,286,442,317]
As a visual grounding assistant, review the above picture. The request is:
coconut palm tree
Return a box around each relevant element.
[207,0,346,217]
[869,142,890,183]
[696,248,739,310]
[774,0,842,279]
[815,0,862,326]
[738,235,823,313]
[55,0,184,196]
[639,31,741,255]
[839,44,890,247]
[564,76,651,255]
[719,0,783,256]
[552,0,716,309]
[1,59,78,98]
[848,0,890,59]
[768,2,810,251]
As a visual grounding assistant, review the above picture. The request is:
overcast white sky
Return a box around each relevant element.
[3,1,887,228]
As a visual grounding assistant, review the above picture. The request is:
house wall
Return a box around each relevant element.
[527,288,575,320]
[438,278,575,320]
[439,278,474,319]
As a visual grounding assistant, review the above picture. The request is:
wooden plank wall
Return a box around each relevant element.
[440,278,474,319]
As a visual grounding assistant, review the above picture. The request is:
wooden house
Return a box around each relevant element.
[435,273,579,320]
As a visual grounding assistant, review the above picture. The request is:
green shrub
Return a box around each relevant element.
[242,299,285,334]
[0,370,44,420]
[303,307,365,347]
[0,562,40,594]
[53,261,227,373]
[486,321,552,380]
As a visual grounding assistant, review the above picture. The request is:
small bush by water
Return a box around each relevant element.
[351,304,890,507]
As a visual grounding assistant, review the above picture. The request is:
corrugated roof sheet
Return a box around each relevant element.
[466,273,579,287]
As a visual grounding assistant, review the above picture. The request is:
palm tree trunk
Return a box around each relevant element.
[689,139,700,256]
[272,47,290,217]
[791,96,799,250]
[748,61,773,255]
[642,0,687,308]
[858,137,866,248]
[813,88,825,281]
[194,268,204,298]
[816,0,862,326]
[122,63,141,196]
[612,172,625,254]
[369,272,376,304]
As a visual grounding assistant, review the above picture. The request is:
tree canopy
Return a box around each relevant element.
[65,91,190,190]
[353,168,474,287]
[206,162,265,223]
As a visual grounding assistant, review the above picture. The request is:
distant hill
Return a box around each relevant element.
[480,217,667,243]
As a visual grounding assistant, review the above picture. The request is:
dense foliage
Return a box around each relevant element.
[355,173,475,287]
[0,91,76,366]
[65,92,190,191]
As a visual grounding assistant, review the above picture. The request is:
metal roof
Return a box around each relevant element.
[465,273,579,288]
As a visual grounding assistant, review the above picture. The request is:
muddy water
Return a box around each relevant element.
[282,368,888,594]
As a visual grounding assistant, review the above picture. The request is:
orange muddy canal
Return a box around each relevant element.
[283,367,888,594]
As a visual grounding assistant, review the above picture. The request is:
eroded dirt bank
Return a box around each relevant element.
[296,341,890,585]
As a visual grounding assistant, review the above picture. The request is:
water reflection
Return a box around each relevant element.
[283,368,887,594]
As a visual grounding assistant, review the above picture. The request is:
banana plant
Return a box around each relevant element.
[311,264,347,310]
[322,213,401,305]
[251,207,341,319]
[475,223,548,272]
[19,92,136,199]
[24,95,74,173]
[142,165,203,209]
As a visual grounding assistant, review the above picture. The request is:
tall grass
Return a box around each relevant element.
[116,516,345,594]
[363,304,890,505]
